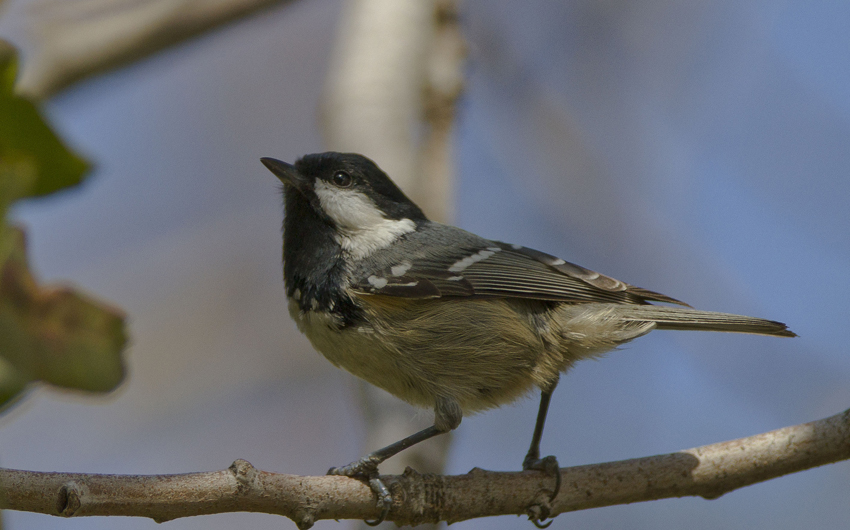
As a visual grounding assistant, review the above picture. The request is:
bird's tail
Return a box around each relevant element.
[616,305,796,338]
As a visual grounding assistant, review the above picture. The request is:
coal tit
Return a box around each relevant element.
[261,152,794,525]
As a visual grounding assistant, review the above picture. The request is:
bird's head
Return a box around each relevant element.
[261,152,427,260]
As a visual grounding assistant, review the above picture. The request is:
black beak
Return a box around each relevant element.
[261,157,309,191]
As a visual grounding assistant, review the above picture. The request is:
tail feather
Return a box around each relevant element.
[615,306,796,338]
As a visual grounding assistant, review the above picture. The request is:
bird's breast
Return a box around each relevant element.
[287,295,436,407]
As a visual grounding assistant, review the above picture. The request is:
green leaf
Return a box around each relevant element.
[0,42,127,409]
[0,42,90,199]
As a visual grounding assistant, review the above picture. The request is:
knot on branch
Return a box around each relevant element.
[295,510,315,530]
[229,459,258,492]
[56,481,85,516]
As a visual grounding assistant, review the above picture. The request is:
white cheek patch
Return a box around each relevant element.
[314,181,386,230]
[314,180,415,260]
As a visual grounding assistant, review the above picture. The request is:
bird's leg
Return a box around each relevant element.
[328,397,462,526]
[328,424,446,477]
[522,379,561,528]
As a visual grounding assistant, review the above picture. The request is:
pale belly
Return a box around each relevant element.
[287,296,563,413]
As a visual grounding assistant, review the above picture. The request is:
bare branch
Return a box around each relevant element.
[13,0,298,100]
[1,409,847,527]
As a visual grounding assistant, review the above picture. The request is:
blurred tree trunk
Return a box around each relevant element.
[320,0,464,527]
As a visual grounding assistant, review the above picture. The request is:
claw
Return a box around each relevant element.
[523,455,561,527]
[531,516,554,529]
[328,459,392,525]
[526,497,554,528]
[523,455,561,502]
[364,477,392,525]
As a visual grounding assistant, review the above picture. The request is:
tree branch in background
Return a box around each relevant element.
[12,0,298,100]
[1,408,848,528]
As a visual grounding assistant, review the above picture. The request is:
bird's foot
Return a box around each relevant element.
[328,458,392,526]
[522,455,561,528]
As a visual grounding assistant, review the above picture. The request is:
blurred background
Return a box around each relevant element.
[1,0,849,528]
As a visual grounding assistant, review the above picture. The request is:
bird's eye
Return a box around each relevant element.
[332,171,353,187]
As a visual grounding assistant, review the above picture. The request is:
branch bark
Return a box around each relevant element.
[1,408,847,528]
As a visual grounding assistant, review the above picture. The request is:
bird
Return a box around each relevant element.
[260,152,794,526]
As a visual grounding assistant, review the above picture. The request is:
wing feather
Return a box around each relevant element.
[350,223,686,306]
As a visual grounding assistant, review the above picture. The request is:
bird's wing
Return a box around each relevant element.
[351,238,687,306]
